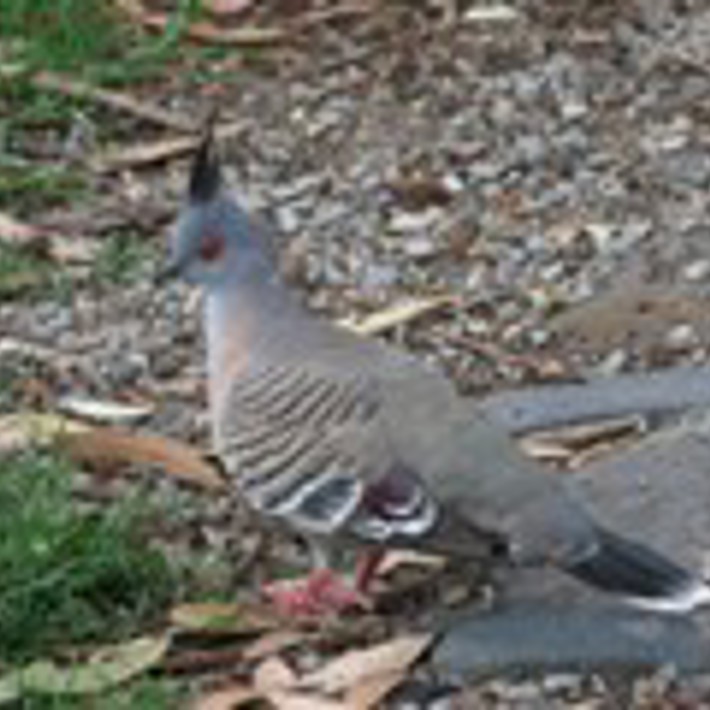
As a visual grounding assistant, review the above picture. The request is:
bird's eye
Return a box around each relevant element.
[199,234,225,262]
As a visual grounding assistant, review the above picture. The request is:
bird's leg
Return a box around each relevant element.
[354,548,386,593]
[261,540,380,617]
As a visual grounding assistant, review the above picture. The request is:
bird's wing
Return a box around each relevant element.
[215,348,445,542]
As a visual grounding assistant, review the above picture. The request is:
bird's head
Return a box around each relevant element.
[157,123,269,289]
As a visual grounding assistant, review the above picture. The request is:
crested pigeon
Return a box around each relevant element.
[159,127,710,616]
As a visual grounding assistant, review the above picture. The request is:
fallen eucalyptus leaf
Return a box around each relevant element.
[298,634,432,695]
[57,395,154,424]
[61,428,225,490]
[0,635,168,704]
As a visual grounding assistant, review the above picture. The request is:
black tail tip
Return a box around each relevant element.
[567,528,710,614]
[189,107,221,204]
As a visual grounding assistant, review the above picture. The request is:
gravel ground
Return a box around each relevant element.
[3,0,710,705]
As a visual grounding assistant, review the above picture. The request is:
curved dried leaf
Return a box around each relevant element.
[0,413,88,453]
[58,395,154,424]
[344,669,405,710]
[193,684,258,710]
[0,635,168,703]
[298,634,432,695]
[61,428,225,490]
[253,656,298,693]
[266,690,348,710]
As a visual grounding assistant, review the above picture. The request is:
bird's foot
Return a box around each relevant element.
[262,568,370,617]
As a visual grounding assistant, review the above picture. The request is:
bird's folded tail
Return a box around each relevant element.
[564,527,710,614]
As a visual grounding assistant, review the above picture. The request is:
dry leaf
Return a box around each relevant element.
[61,428,225,490]
[522,416,643,452]
[0,636,168,704]
[298,634,432,695]
[49,235,99,264]
[170,20,284,45]
[253,656,298,692]
[208,0,254,15]
[339,296,456,336]
[344,669,405,710]
[0,212,40,241]
[242,630,306,661]
[0,413,88,453]
[193,683,258,710]
[170,602,277,635]
[267,691,348,710]
[519,438,573,463]
[377,550,445,577]
[58,395,154,424]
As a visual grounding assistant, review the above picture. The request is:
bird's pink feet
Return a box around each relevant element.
[262,569,369,617]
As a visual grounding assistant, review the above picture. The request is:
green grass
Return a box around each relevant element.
[92,233,157,286]
[0,163,87,217]
[0,0,204,79]
[16,676,187,710]
[0,243,53,298]
[0,233,157,304]
[0,451,175,665]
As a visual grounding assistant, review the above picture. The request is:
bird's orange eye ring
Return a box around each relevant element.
[199,234,225,262]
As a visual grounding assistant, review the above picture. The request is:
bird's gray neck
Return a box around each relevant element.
[204,266,299,428]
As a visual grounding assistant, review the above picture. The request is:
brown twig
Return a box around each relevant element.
[32,71,196,132]
[116,0,284,46]
[292,2,376,30]
[91,120,247,173]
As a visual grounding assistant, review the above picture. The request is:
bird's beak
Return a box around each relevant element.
[153,255,186,286]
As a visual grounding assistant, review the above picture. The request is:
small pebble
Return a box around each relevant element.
[665,323,696,349]
[682,259,710,282]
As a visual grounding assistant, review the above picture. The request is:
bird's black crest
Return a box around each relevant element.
[189,110,221,204]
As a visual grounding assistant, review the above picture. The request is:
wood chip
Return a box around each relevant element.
[464,5,520,23]
[339,296,456,336]
[385,176,454,209]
